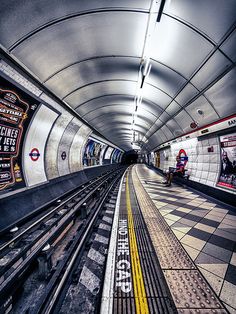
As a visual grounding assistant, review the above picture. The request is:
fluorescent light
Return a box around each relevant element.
[131,0,166,145]
[156,0,166,22]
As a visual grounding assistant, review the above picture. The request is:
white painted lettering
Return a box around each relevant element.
[116,270,130,281]
[115,219,132,293]
[117,259,130,270]
[116,281,132,293]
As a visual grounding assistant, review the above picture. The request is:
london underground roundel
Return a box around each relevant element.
[178,149,188,167]
[29,148,40,161]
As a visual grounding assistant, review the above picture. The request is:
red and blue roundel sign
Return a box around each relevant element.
[29,148,40,161]
[178,149,188,167]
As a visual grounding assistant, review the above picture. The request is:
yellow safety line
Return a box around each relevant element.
[126,172,149,314]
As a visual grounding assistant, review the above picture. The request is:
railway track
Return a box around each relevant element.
[0,166,126,314]
[30,171,122,314]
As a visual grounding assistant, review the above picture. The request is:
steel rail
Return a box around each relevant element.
[0,169,116,253]
[0,168,123,298]
[34,173,122,314]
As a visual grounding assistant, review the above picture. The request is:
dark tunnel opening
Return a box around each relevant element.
[121,150,138,164]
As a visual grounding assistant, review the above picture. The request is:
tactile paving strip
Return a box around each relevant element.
[177,310,228,314]
[132,166,227,312]
[164,270,221,309]
[155,245,195,270]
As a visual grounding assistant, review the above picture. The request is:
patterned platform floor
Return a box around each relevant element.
[135,164,236,314]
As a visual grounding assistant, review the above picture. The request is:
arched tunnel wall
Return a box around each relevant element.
[0,57,235,234]
[0,60,122,233]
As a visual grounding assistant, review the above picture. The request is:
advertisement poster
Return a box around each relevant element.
[111,149,121,163]
[104,146,114,160]
[217,132,236,190]
[83,139,103,166]
[0,75,39,192]
[155,151,160,168]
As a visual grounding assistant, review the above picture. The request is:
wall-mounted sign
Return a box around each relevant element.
[217,132,236,190]
[155,151,160,168]
[83,139,103,167]
[190,121,198,129]
[104,146,114,160]
[207,146,214,153]
[61,151,67,160]
[178,149,188,167]
[0,75,39,192]
[111,148,121,163]
[29,148,40,161]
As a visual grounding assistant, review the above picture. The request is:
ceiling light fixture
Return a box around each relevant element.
[156,0,166,22]
[140,58,152,88]
[197,109,204,115]
[131,0,166,147]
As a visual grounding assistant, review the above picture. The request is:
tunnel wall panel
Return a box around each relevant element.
[69,124,92,173]
[23,104,59,186]
[45,111,73,180]
[100,143,108,165]
[57,117,82,177]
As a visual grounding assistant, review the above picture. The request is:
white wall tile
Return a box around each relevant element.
[206,180,215,187]
[208,172,217,181]
[209,163,218,172]
[209,137,218,145]
[201,171,209,179]
[202,163,210,171]
[199,178,207,184]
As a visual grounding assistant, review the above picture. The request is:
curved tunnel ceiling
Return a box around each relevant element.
[0,0,236,151]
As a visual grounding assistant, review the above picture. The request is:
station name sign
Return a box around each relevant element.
[228,118,236,127]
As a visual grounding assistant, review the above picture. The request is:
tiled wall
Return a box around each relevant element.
[190,136,220,187]
[158,135,236,195]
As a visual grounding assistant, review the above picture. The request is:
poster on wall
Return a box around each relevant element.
[99,144,107,165]
[104,146,114,160]
[82,139,103,167]
[111,149,120,163]
[0,75,39,192]
[118,152,123,163]
[155,151,160,168]
[217,132,236,190]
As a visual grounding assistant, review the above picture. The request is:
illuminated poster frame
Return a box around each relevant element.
[155,151,160,168]
[111,148,120,163]
[217,132,236,190]
[83,138,103,166]
[0,75,39,192]
[104,146,114,160]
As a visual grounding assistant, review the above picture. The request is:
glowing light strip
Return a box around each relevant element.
[131,0,164,146]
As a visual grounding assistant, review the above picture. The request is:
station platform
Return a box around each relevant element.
[101,164,236,314]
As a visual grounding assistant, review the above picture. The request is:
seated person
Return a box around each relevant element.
[162,155,185,186]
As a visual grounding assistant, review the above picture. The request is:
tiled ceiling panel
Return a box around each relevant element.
[149,15,214,78]
[204,68,236,118]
